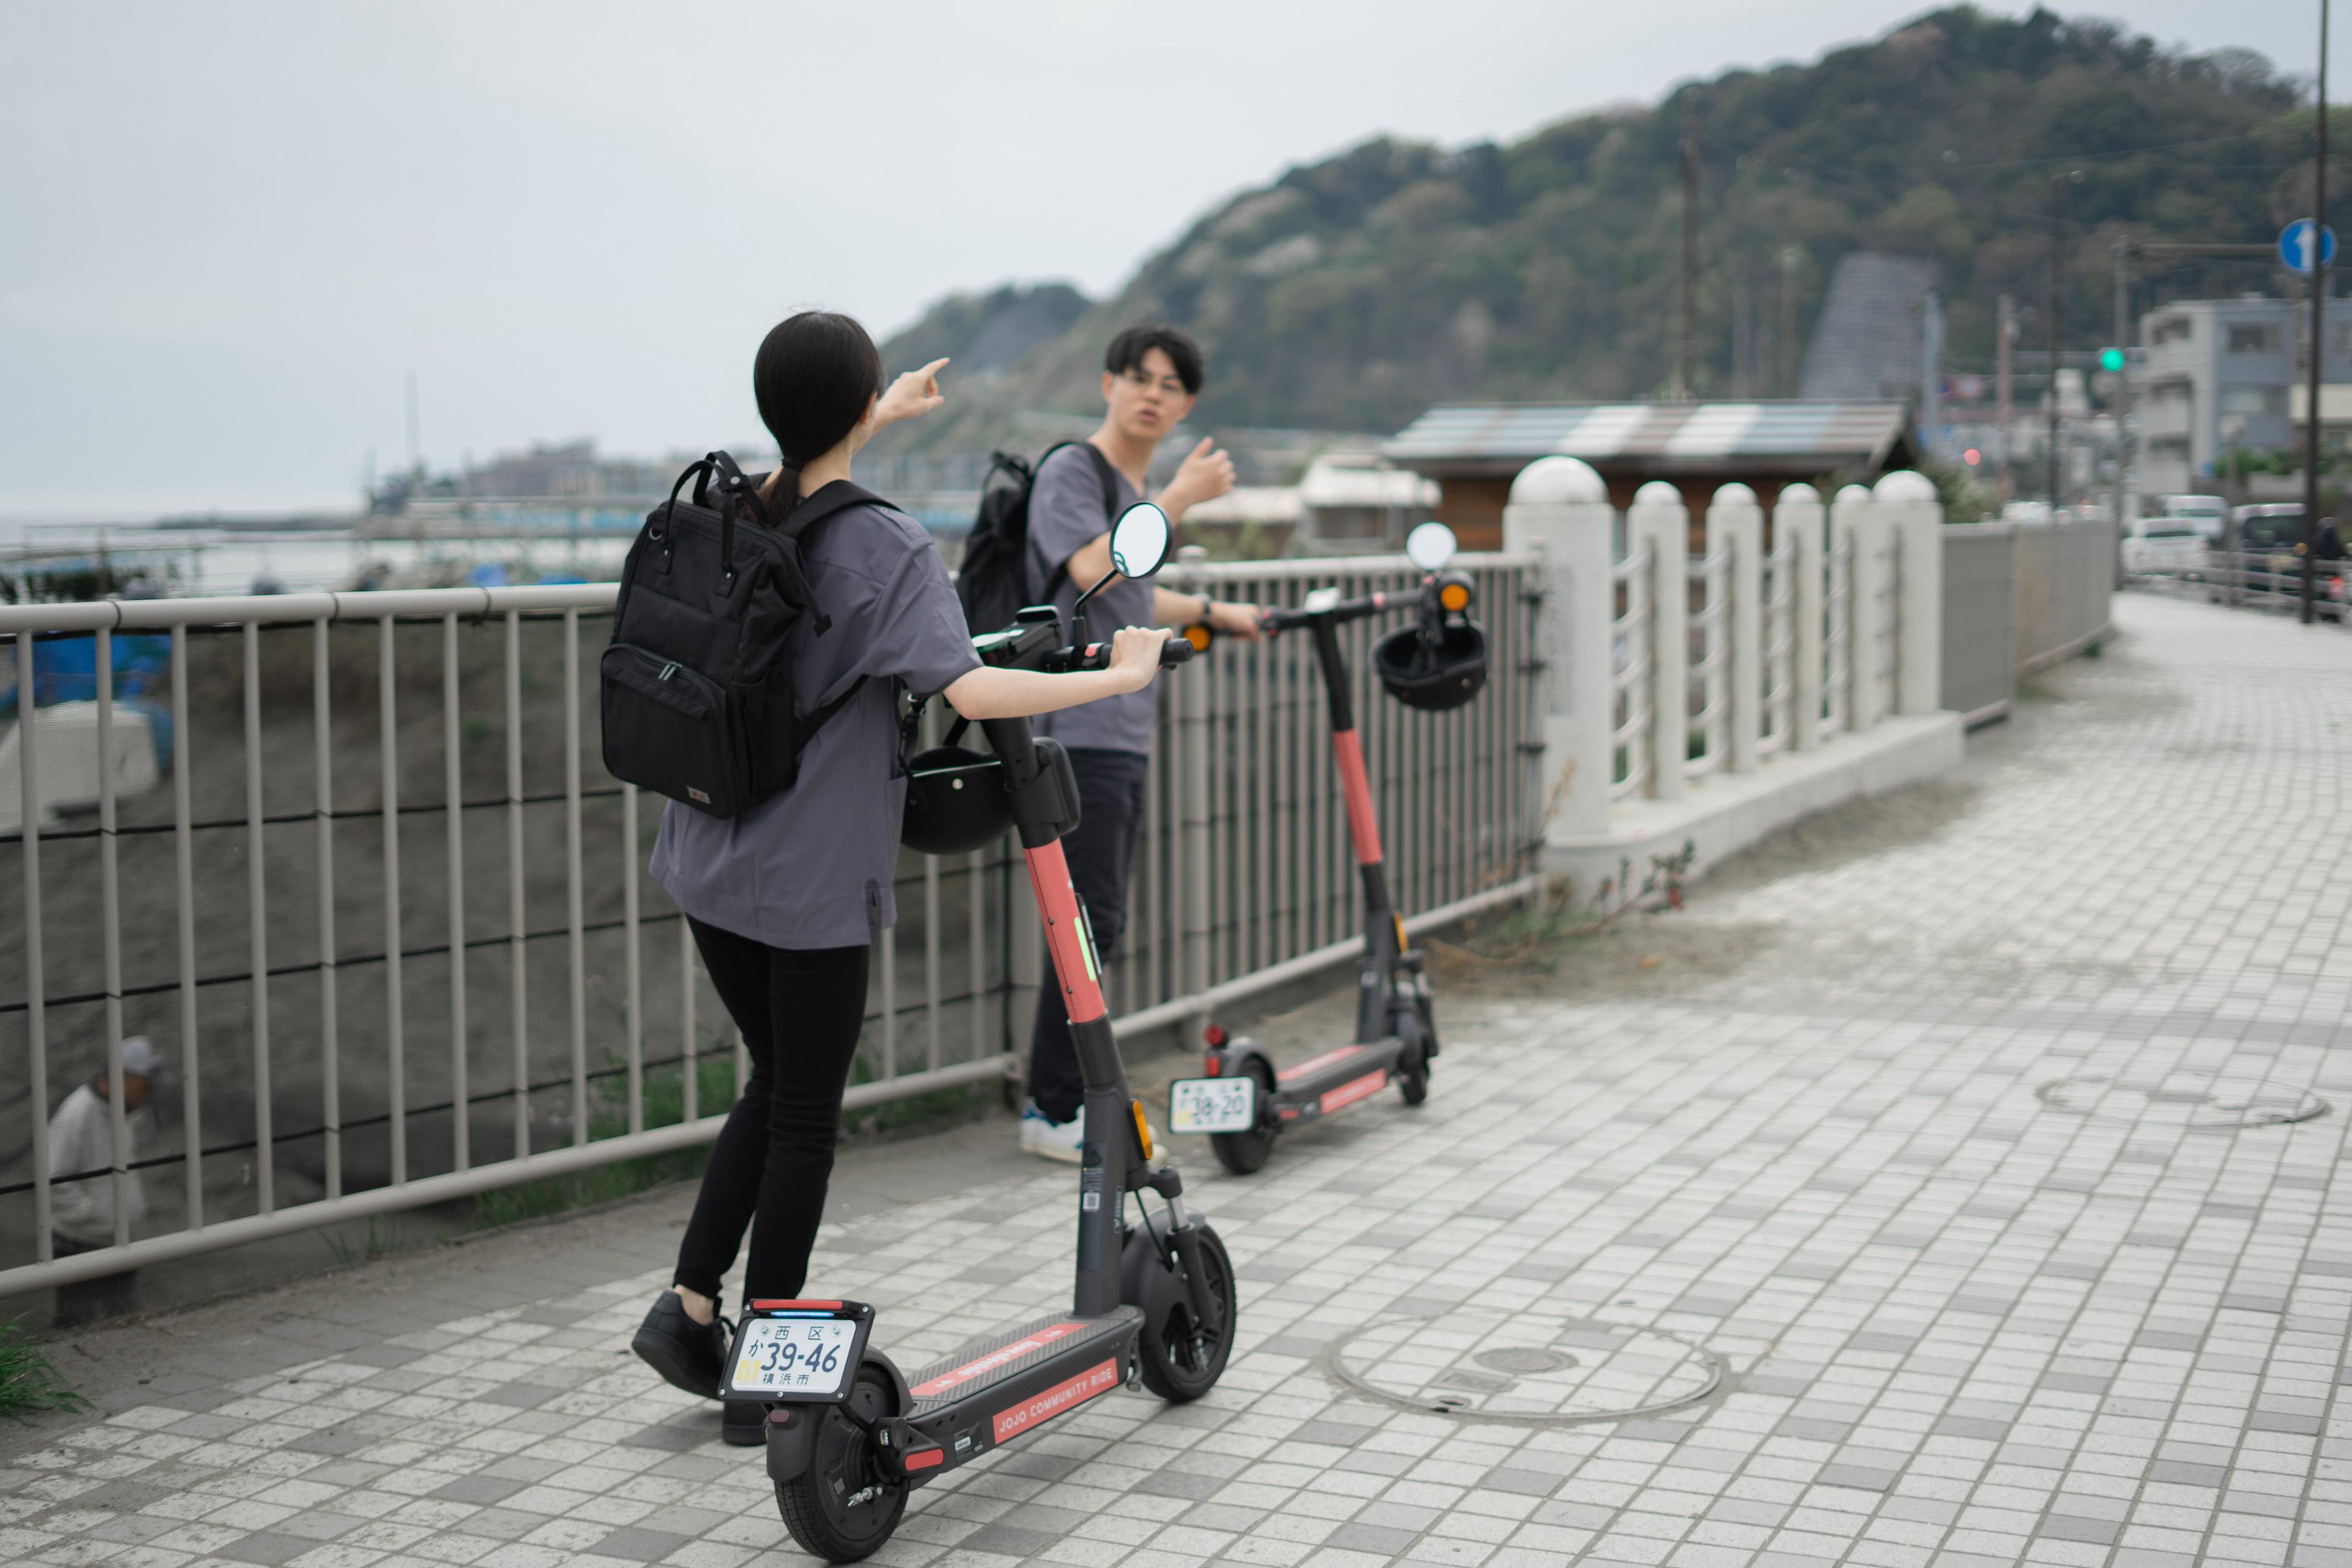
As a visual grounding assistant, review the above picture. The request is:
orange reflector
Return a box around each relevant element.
[1393,914,1409,954]
[1185,624,1213,650]
[1439,582,1470,611]
[1131,1100,1154,1160]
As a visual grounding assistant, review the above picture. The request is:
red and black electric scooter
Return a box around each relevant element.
[1166,521,1486,1175]
[719,503,1236,1564]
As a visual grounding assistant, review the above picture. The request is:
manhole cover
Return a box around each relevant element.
[2035,1076,2328,1130]
[1325,1310,1724,1426]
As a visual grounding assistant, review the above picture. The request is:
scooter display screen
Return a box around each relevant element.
[727,1314,860,1398]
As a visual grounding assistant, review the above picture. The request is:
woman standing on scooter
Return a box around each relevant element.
[630,312,1173,1441]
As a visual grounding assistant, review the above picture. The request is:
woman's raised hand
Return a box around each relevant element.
[875,358,949,428]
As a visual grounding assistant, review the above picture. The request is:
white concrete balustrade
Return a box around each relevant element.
[1505,457,1966,891]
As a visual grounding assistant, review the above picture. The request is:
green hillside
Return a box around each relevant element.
[876,5,2318,455]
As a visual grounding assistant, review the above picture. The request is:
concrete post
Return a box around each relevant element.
[1502,456,1615,840]
[1779,483,1825,752]
[1713,483,1763,773]
[1876,469,1947,716]
[1836,483,1883,731]
[1630,482,1689,801]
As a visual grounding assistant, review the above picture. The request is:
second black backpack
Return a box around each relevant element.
[601,451,876,819]
[953,441,1120,634]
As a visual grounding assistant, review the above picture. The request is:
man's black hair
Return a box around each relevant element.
[1104,323,1204,396]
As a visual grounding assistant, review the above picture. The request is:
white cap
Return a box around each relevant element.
[121,1036,161,1077]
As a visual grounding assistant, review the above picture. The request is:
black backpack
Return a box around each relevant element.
[601,451,875,818]
[954,441,1120,633]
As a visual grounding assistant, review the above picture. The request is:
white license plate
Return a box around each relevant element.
[1169,1076,1257,1134]
[729,1317,858,1397]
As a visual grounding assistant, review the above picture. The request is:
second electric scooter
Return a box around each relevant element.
[719,503,1237,1564]
[1164,521,1485,1175]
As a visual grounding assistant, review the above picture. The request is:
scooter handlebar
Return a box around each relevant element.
[1259,590,1400,635]
[1055,635,1194,672]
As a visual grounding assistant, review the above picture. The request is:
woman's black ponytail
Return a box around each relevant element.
[752,311,883,522]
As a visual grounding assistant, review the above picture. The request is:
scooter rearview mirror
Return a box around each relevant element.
[1109,502,1172,579]
[1074,501,1175,622]
[1405,520,1457,572]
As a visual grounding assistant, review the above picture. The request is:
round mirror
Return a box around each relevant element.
[1405,520,1458,571]
[1109,502,1172,579]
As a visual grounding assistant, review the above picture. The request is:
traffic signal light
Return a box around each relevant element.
[2098,347,2126,373]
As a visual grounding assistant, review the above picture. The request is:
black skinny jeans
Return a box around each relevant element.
[1026,747,1150,1123]
[673,919,869,1305]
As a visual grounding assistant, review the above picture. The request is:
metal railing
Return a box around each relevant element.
[1684,546,1731,780]
[1820,518,1853,742]
[2193,552,2348,620]
[1757,530,1796,758]
[1609,544,1654,800]
[1869,528,1900,719]
[2,555,1537,1291]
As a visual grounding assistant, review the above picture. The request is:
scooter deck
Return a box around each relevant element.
[1269,1038,1403,1123]
[899,1306,1143,1472]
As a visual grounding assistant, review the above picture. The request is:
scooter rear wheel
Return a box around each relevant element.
[774,1363,906,1563]
[1210,1060,1279,1175]
[1136,1222,1237,1403]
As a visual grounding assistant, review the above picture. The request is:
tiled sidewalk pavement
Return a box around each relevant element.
[6,590,2352,1568]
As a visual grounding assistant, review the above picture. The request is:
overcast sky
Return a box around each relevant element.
[0,1,2332,516]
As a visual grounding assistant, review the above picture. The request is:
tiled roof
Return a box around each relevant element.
[1382,401,1912,469]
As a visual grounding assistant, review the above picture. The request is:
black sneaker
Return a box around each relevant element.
[722,1400,767,1447]
[631,1291,729,1399]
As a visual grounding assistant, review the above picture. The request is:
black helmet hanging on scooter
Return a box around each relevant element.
[1373,522,1487,711]
[1374,617,1487,710]
[900,745,1014,855]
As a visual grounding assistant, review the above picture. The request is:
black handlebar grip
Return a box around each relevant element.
[1160,638,1194,667]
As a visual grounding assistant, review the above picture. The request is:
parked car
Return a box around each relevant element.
[2211,504,2346,620]
[2155,493,2228,543]
[2121,516,2206,579]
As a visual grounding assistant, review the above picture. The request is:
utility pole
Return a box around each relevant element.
[2048,171,2082,510]
[2304,0,2331,624]
[405,369,423,491]
[1781,246,1801,395]
[2114,238,2133,577]
[1678,115,1699,401]
[1997,294,2016,502]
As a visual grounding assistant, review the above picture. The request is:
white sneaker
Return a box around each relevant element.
[1019,1103,1085,1164]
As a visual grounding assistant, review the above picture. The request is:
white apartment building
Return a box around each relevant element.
[2132,293,2352,496]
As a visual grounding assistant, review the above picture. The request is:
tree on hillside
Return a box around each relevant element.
[873,4,2320,455]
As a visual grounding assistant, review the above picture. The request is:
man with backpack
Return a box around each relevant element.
[963,324,1257,1161]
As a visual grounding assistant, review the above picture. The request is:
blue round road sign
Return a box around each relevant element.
[2281,220,2338,274]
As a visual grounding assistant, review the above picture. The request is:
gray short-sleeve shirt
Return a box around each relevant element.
[648,486,981,950]
[1023,443,1158,756]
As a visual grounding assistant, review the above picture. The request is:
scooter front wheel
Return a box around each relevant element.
[1395,993,1435,1106]
[774,1363,906,1563]
[1210,1059,1280,1175]
[1134,1222,1237,1403]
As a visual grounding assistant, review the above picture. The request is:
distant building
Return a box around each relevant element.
[2133,295,2352,497]
[461,440,680,503]
[1799,254,1945,454]
[1384,401,1920,545]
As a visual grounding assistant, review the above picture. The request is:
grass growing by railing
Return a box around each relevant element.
[469,1052,738,1231]
[0,1316,90,1422]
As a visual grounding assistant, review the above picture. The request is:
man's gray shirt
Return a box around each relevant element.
[1023,443,1157,756]
[649,489,981,950]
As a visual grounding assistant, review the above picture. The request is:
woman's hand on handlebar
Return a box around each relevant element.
[1106,626,1175,692]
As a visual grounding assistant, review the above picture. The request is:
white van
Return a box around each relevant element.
[2156,494,2227,541]
[2122,516,2206,578]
